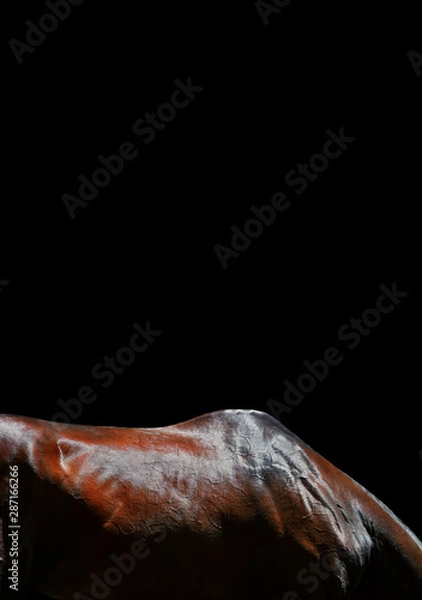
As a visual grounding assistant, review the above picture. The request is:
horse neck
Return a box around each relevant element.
[367,498,422,599]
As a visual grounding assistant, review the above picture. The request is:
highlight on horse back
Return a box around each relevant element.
[1,410,421,600]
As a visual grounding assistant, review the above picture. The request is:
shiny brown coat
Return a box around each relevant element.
[1,410,421,600]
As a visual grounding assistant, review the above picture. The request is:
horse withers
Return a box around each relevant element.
[0,410,421,599]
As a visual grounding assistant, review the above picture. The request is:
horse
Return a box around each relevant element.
[0,410,421,599]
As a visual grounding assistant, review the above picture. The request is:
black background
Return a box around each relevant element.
[2,0,421,540]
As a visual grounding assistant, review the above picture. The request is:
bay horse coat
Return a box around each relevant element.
[0,410,421,599]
